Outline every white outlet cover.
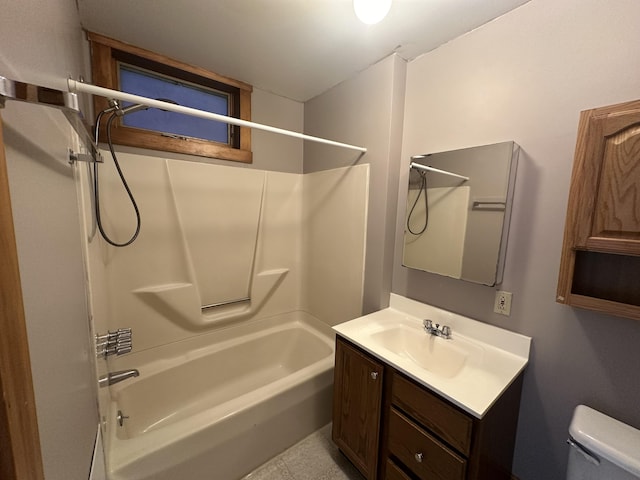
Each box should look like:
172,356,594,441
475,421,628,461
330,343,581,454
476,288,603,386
494,291,512,316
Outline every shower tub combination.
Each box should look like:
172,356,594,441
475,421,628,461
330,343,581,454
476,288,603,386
105,311,335,480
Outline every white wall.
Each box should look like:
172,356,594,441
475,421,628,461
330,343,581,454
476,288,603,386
252,89,304,173
393,1,640,478
79,151,369,344
79,154,305,351
302,165,369,325
305,54,406,315
0,1,98,479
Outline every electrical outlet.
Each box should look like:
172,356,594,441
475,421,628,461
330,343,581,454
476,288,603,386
494,291,512,316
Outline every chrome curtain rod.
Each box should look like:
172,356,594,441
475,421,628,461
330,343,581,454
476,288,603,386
67,79,368,153
409,160,470,181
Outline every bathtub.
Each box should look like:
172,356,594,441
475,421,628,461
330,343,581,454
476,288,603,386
105,311,335,480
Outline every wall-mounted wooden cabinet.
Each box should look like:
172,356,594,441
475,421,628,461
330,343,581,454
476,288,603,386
557,99,640,320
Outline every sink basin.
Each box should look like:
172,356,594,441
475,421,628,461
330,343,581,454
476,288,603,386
369,322,482,378
333,294,531,418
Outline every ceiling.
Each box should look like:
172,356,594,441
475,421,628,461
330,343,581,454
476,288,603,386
77,0,530,102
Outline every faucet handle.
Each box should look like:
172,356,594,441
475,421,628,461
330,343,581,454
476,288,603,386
441,325,451,338
116,345,132,355
96,328,133,358
424,319,433,329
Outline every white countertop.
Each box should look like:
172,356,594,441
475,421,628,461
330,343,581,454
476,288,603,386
333,294,531,418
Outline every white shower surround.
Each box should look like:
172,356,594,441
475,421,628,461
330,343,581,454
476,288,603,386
77,152,369,479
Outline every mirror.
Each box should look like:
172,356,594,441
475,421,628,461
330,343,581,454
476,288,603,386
402,141,519,286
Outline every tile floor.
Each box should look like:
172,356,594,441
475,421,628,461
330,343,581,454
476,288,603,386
243,424,365,480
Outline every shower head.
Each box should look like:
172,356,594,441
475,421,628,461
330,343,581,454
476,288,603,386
116,103,148,116
115,98,179,116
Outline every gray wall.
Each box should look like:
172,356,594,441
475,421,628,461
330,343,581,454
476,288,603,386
392,0,640,479
305,54,406,315
0,0,98,479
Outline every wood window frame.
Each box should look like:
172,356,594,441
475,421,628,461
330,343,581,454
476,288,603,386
87,31,253,163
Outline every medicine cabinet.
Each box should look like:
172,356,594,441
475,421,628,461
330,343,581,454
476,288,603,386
402,142,519,286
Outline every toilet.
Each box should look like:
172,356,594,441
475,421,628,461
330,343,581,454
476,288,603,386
567,405,640,480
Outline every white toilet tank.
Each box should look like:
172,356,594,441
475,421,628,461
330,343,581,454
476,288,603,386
567,405,640,480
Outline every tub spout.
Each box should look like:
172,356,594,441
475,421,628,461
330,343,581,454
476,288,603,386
99,369,139,388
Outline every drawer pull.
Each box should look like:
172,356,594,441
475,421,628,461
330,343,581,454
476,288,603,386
415,452,424,463
371,371,379,380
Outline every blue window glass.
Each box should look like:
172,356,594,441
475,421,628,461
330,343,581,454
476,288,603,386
119,65,230,144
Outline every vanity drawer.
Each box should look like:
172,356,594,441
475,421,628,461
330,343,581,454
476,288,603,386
385,458,412,480
388,408,466,480
391,372,473,456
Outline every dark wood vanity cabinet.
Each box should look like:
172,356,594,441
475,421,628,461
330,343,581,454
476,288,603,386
557,98,640,320
333,337,524,480
332,335,385,479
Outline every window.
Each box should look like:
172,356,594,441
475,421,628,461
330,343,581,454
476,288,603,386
87,32,252,163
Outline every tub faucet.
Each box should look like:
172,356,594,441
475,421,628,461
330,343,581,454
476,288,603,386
98,369,139,388
423,320,452,339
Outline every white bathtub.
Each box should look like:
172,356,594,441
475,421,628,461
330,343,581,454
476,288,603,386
105,311,335,480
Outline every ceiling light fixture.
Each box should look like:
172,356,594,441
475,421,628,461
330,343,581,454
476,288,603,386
353,0,392,25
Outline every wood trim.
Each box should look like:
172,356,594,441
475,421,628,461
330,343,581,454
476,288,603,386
585,236,640,256
590,98,640,136
102,127,253,164
567,294,640,321
556,109,596,303
87,31,253,163
86,31,253,92
239,89,252,152
0,114,45,480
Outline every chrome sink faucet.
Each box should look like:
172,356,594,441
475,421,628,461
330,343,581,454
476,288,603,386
423,319,452,339
98,369,139,388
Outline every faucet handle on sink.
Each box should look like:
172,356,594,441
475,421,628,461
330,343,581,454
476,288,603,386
441,325,452,339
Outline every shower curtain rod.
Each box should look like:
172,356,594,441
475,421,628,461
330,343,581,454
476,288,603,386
410,161,470,181
67,79,368,153
0,75,102,163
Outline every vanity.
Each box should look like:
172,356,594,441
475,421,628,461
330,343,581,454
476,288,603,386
332,295,531,480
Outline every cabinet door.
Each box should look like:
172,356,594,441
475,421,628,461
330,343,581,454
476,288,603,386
569,100,640,253
332,337,384,480
557,98,640,319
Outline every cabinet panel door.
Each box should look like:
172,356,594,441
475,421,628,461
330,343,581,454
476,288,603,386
573,102,640,254
332,338,384,480
557,99,640,320
591,120,640,247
